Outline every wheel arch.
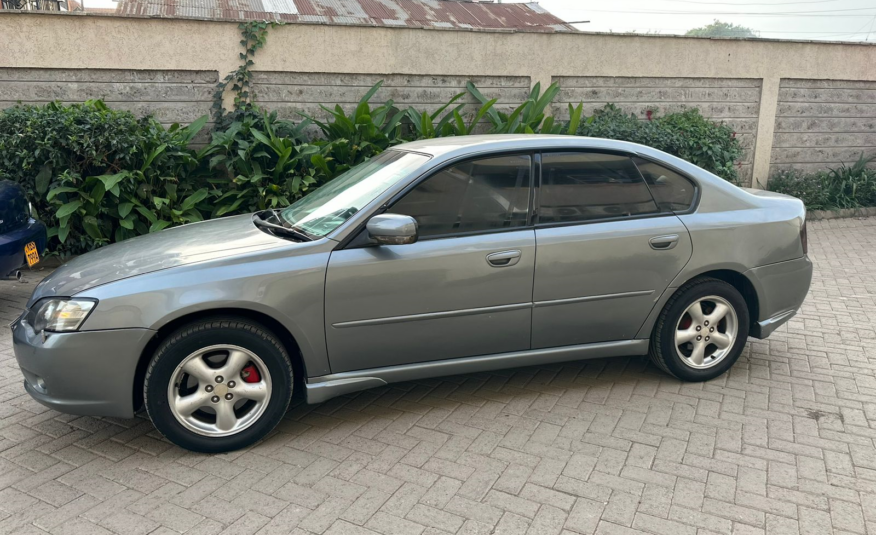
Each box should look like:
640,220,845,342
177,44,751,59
695,269,760,326
637,267,761,339
132,308,307,413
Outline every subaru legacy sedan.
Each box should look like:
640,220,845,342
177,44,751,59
12,135,812,452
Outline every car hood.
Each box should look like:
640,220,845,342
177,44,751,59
30,214,290,302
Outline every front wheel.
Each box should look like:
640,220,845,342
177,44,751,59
649,278,750,381
144,318,293,453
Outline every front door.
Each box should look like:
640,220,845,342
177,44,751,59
325,153,536,373
531,152,693,349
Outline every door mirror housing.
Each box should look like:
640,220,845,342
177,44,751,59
367,214,418,245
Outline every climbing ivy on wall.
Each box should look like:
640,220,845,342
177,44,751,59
212,21,284,126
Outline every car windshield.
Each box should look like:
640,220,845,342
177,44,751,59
280,151,430,237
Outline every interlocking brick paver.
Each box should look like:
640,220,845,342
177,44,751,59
2,217,876,534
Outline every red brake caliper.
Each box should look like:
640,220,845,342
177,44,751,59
679,315,692,330
240,364,261,383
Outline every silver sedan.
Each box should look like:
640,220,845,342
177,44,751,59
11,135,812,452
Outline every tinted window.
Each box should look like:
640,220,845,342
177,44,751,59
633,158,697,212
539,153,659,223
391,154,531,238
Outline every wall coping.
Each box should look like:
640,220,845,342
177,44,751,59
3,10,876,47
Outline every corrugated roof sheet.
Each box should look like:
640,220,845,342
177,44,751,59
113,0,578,32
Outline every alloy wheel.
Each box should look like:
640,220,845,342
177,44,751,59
674,295,738,369
167,345,272,437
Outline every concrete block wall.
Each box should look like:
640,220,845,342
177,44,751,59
252,72,531,121
770,79,876,176
552,76,761,183
0,68,217,127
4,67,876,188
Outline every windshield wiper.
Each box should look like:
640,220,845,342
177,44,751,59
265,209,319,240
252,212,312,242
263,208,287,225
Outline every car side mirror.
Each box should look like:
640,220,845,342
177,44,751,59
366,214,418,246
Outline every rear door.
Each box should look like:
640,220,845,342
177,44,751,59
531,152,693,349
324,153,536,373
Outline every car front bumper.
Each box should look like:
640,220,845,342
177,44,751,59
11,316,155,418
746,255,813,339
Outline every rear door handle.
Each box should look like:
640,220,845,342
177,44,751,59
649,234,679,250
486,250,521,267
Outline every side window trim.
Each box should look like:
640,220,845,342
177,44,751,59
338,148,701,249
533,149,669,228
530,152,542,227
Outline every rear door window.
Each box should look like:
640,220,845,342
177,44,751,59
539,152,660,223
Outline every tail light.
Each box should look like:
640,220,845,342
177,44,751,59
800,219,808,255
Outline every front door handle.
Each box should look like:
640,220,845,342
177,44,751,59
649,234,679,250
486,250,521,267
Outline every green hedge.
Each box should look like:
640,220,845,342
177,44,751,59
577,104,743,184
768,155,876,211
0,101,207,253
0,82,744,257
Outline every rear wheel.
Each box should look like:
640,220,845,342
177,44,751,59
649,278,749,381
144,317,293,453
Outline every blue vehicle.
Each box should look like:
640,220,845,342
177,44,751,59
0,180,46,279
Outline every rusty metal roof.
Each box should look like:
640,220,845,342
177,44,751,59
113,0,577,32
64,0,119,12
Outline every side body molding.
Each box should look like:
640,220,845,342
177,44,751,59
305,339,649,404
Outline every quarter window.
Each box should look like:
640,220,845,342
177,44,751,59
633,158,697,213
539,152,660,223
391,154,532,238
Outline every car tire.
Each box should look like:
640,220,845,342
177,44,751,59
144,317,293,453
649,278,750,382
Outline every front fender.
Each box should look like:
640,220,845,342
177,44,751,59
78,245,334,377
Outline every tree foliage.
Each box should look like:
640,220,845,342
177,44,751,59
686,20,758,38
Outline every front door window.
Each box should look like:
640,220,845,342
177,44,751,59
391,154,532,238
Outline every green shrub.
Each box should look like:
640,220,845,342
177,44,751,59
767,169,831,210
405,92,491,139
0,100,143,208
470,81,576,135
768,154,876,210
0,101,209,256
576,103,652,142
655,108,743,184
195,110,328,218
577,105,743,183
300,81,407,176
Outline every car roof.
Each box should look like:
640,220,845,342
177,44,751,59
390,134,655,159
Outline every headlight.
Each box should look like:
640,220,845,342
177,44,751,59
30,298,97,332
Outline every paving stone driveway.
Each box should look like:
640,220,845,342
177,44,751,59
1,218,875,535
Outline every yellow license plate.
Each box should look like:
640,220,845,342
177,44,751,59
24,242,40,267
